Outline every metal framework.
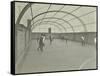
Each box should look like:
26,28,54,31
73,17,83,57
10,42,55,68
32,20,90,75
16,3,96,33
32,21,64,32
31,10,87,31
31,17,75,32
32,21,67,32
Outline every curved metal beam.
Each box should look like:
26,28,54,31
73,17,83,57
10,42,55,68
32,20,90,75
32,21,67,32
32,17,75,32
32,22,64,32
15,3,66,32
38,4,52,26
16,3,86,32
31,10,87,32
16,3,33,24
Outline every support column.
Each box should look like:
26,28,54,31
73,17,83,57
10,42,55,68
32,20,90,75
48,27,52,38
25,19,32,47
48,27,51,34
27,19,31,41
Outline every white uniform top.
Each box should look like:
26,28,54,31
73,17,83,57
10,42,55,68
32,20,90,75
94,37,96,44
81,36,85,40
42,36,45,43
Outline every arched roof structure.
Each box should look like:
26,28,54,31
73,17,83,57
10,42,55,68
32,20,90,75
15,2,97,33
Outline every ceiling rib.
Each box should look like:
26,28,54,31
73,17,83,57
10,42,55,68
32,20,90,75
38,4,52,26
54,6,81,22
32,21,65,32
67,10,96,22
31,10,86,32
46,5,65,24
31,17,75,32
29,3,34,19
32,20,67,32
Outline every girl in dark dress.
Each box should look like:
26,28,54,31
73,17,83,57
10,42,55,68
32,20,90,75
37,34,45,52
